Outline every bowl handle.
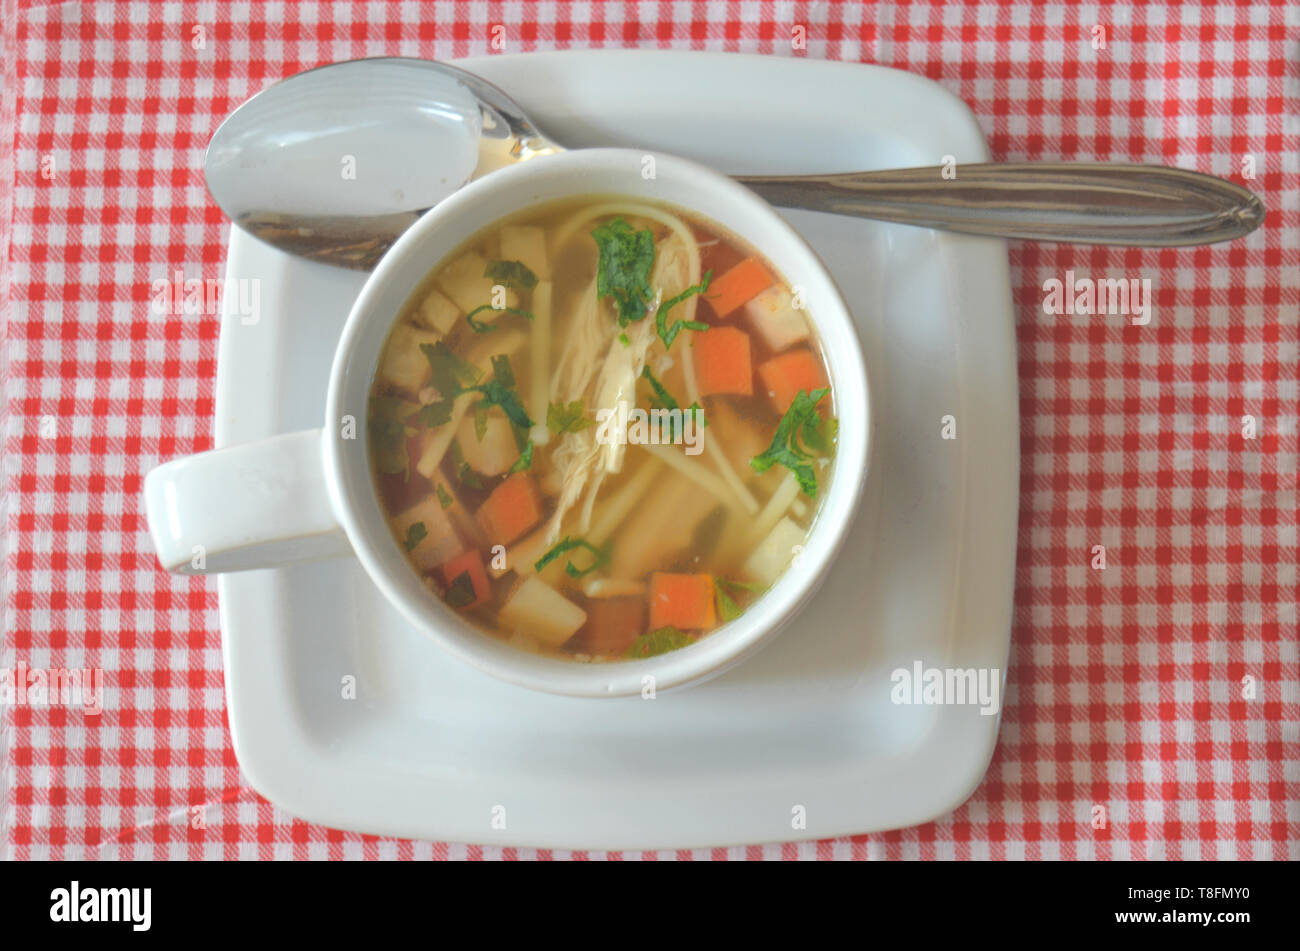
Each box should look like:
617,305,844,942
143,429,351,573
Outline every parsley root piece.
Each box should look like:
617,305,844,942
498,576,587,647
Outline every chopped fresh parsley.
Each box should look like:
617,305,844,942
534,537,607,578
508,439,534,473
547,400,594,435
590,216,712,348
371,396,417,479
420,341,481,399
484,259,538,290
435,483,454,509
424,351,534,437
716,585,742,622
413,398,455,429
444,571,477,608
714,577,766,622
475,355,533,431
624,626,694,659
802,414,838,454
403,521,427,552
413,347,533,486
640,365,679,410
461,261,539,332
448,440,484,489
640,367,704,440
655,271,711,348
412,342,485,429
591,217,656,326
465,303,534,334
749,387,833,498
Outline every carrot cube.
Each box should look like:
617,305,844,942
476,473,544,545
756,348,829,413
438,549,491,611
705,256,775,319
648,572,717,631
692,326,753,397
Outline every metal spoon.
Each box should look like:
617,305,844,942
205,57,1265,270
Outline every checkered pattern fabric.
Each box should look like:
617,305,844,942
2,1,1296,860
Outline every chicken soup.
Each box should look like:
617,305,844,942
368,197,838,661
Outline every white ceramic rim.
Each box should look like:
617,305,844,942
322,148,871,697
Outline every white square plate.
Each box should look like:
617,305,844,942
214,51,1018,849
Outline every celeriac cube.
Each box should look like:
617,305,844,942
414,287,460,335
506,631,543,654
434,250,519,316
455,410,520,477
743,515,806,585
743,285,809,353
378,323,442,393
498,576,588,647
390,495,465,572
499,224,551,279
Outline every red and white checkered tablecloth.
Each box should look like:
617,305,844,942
2,0,1296,861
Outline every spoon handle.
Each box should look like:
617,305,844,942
735,163,1264,246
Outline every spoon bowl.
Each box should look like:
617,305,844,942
205,58,562,268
